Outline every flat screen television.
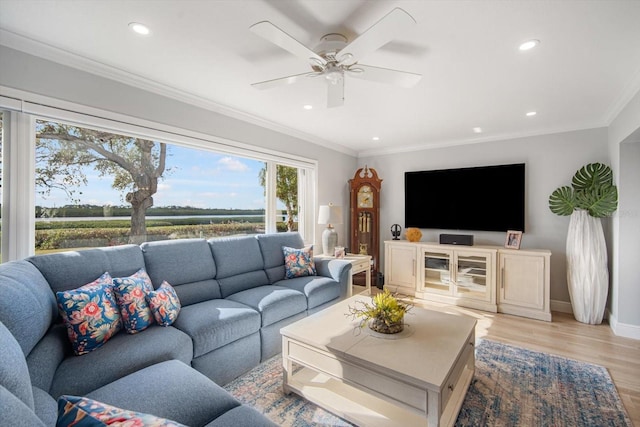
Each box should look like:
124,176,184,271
404,163,525,232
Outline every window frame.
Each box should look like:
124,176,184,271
0,90,318,262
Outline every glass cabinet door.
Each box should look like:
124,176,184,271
454,252,491,301
420,249,454,294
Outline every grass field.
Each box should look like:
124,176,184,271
28,218,294,253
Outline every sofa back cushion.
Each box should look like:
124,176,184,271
256,232,306,283
28,245,145,294
141,239,221,306
208,236,268,298
0,321,35,411
0,260,57,357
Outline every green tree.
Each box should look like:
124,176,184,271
36,121,167,244
258,165,298,231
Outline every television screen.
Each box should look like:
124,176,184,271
404,163,525,232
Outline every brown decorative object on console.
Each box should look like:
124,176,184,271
405,227,422,242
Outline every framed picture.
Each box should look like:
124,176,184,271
504,230,523,249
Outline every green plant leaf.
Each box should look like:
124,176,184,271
571,163,613,192
575,185,618,218
549,186,575,216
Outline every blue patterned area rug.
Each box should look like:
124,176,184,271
223,340,632,426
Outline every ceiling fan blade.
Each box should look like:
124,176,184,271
327,78,345,108
350,64,421,88
250,21,326,67
337,8,416,65
251,72,312,90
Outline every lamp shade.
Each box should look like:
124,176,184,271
318,205,343,225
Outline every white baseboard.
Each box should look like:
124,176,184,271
608,312,640,340
550,299,572,314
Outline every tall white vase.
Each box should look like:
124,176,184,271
566,209,609,324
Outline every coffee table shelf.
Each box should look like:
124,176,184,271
281,296,476,427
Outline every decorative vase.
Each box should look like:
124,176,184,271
566,209,609,324
405,227,422,242
368,317,404,334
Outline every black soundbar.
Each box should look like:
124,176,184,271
439,234,474,246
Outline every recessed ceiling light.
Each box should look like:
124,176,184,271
303,105,313,110
372,136,380,141
473,127,482,133
526,111,537,117
519,39,540,51
129,22,150,35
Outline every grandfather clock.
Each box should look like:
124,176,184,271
349,166,382,286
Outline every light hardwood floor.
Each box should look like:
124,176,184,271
359,286,640,425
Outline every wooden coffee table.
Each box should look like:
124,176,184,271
280,295,476,427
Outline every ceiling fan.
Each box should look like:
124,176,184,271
249,8,422,108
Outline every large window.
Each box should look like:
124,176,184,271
0,104,316,261
32,119,306,253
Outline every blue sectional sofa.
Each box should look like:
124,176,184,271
0,232,352,426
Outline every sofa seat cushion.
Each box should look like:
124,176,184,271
204,405,277,427
173,299,260,358
274,275,341,309
50,324,192,398
86,360,241,427
226,286,307,327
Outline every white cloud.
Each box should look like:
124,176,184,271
218,157,249,172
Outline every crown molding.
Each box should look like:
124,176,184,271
0,29,356,158
356,123,607,158
604,64,640,126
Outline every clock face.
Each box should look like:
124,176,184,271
357,185,374,208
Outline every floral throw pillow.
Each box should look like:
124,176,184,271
56,272,122,356
147,281,181,326
112,268,155,334
57,395,187,427
283,245,316,279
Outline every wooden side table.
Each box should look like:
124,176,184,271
316,253,372,296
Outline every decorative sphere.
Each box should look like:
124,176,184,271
405,227,422,242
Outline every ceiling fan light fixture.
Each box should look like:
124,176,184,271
129,22,150,35
325,70,343,85
519,39,540,51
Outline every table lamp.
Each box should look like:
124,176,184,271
318,204,342,256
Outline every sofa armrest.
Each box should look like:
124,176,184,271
314,258,352,299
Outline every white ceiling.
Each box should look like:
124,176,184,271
1,0,640,157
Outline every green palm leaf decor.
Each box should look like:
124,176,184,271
549,163,618,218
548,186,576,216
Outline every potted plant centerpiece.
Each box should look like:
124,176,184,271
548,162,618,324
347,290,412,334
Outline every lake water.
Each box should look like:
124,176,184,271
35,214,269,222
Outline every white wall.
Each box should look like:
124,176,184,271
360,128,610,305
608,87,640,337
617,142,640,326
0,46,357,249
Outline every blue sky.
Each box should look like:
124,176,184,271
36,144,268,210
